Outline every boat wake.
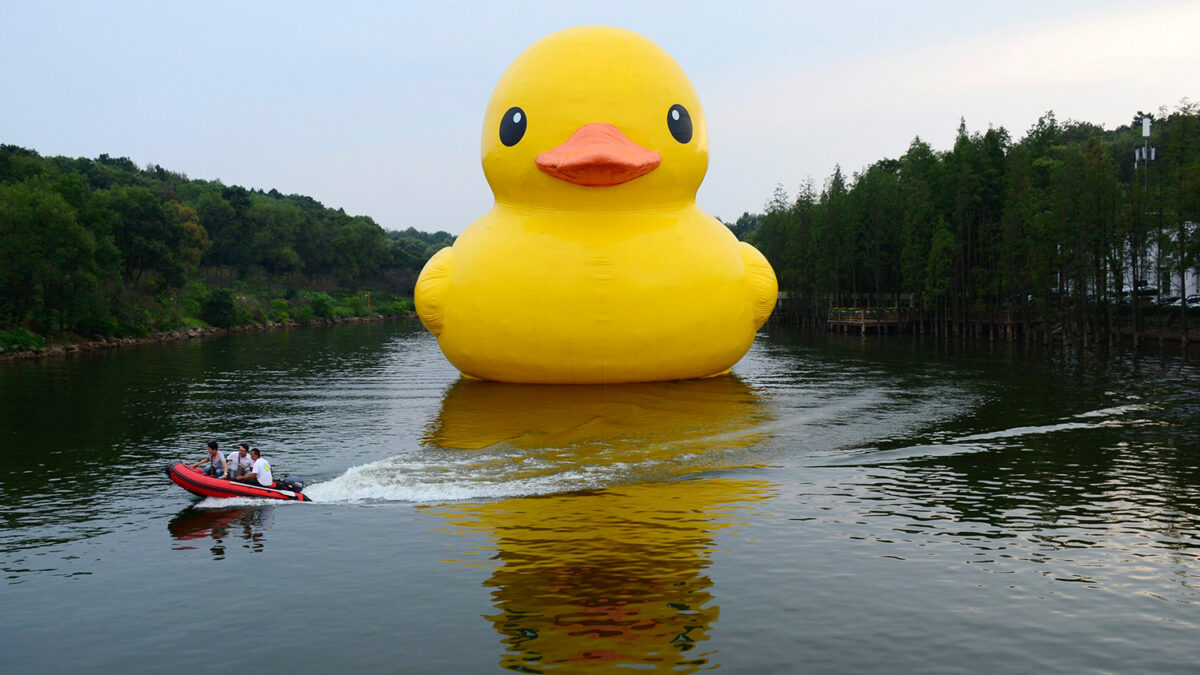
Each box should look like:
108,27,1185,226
838,400,1155,466
302,434,772,504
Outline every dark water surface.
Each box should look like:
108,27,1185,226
2,321,1198,673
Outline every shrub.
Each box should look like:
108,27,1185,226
309,292,335,319
178,281,209,320
0,328,45,352
112,306,152,337
233,293,263,324
390,297,414,315
180,296,202,317
268,299,291,322
341,295,368,316
202,288,237,327
76,313,120,337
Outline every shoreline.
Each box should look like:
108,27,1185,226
8,313,1194,364
0,314,414,364
769,319,1200,349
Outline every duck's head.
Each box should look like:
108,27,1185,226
481,26,708,212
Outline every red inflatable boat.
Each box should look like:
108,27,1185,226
165,462,313,502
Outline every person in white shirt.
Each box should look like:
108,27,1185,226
234,448,273,487
225,443,254,480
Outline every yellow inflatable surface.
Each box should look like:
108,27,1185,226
416,26,777,383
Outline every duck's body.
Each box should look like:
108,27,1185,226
416,26,776,384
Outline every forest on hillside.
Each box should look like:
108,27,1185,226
0,145,452,350
734,102,1200,344
3,102,1197,353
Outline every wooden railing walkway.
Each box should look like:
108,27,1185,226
826,308,913,334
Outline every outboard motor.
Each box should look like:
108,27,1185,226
276,476,305,492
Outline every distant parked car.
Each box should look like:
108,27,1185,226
1133,289,1160,304
1159,295,1182,306
1166,294,1200,310
1121,291,1159,306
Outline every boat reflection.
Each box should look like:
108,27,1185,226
435,479,773,672
425,375,776,671
168,506,274,558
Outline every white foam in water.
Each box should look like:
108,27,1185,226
954,403,1147,443
194,496,284,508
838,401,1147,467
302,449,639,504
1073,403,1150,418
846,442,992,465
954,421,1099,442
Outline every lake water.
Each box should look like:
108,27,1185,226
2,320,1198,673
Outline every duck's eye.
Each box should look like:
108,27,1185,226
667,104,692,144
499,107,527,147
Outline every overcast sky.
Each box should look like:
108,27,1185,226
2,1,1196,234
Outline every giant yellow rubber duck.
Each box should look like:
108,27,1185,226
416,26,777,384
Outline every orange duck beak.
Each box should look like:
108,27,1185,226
535,123,661,187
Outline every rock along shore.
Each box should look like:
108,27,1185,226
0,315,413,363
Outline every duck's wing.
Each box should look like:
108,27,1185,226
415,246,454,336
740,242,778,329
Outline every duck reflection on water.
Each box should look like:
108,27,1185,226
436,479,773,671
424,375,773,461
425,375,776,671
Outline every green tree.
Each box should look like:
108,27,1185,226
0,179,104,332
899,138,940,304
925,218,957,329
100,185,196,292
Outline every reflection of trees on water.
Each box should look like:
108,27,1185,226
436,480,773,672
0,323,414,543
875,423,1198,536
882,439,1200,549
168,506,274,558
850,352,1200,559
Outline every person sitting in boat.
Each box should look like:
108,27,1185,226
191,441,227,478
225,443,254,480
233,448,273,487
